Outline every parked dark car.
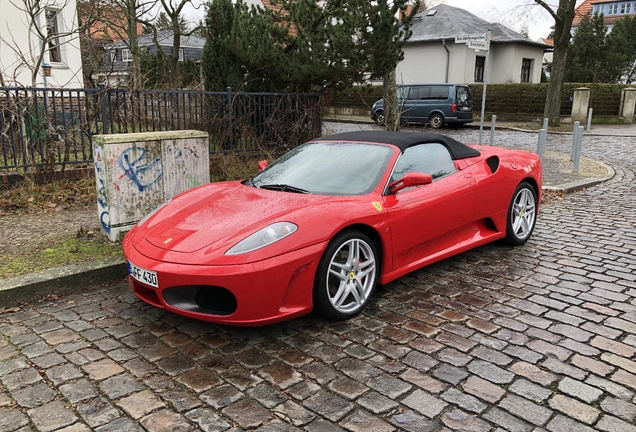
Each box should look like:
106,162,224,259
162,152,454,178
371,84,473,129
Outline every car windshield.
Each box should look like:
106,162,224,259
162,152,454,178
249,142,394,195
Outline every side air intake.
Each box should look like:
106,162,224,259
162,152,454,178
486,156,499,174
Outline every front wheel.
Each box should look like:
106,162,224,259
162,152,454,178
503,182,537,245
313,230,379,320
429,113,444,129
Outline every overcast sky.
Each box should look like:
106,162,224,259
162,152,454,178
188,0,587,41
440,0,586,40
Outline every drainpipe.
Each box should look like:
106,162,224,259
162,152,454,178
442,40,450,83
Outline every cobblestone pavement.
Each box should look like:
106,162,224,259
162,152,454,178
1,128,635,431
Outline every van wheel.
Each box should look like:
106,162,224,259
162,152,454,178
429,113,444,129
374,111,385,126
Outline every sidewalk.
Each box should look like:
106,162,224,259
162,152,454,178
0,119,620,308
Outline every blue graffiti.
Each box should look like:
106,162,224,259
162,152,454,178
97,178,108,208
100,210,110,234
118,147,163,192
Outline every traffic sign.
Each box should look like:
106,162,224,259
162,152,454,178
455,33,488,44
468,40,490,51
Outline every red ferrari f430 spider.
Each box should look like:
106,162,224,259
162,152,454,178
123,131,542,326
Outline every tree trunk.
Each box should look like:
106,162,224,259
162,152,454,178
383,69,400,131
537,0,576,127
545,42,567,126
170,20,181,87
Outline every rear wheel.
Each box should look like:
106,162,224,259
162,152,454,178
429,113,444,129
313,230,379,320
504,181,537,245
374,111,385,126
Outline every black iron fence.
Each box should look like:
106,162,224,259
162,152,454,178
0,87,322,172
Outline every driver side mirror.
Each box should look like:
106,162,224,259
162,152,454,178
257,160,268,171
389,172,433,194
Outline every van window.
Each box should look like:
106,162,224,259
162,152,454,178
407,87,421,100
421,86,449,100
456,86,471,103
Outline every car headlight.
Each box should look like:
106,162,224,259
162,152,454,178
226,222,298,255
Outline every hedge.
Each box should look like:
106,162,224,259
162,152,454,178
325,83,629,117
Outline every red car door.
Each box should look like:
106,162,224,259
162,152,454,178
382,143,477,271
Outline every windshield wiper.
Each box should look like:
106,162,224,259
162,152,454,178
259,184,309,194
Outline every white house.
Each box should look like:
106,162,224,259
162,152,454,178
0,0,84,88
396,5,549,85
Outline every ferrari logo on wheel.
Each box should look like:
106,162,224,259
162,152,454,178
349,271,356,280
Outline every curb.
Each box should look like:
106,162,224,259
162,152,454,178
543,161,616,193
0,257,127,308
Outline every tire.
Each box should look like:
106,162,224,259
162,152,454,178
503,181,537,246
429,113,444,129
374,111,385,126
313,230,379,320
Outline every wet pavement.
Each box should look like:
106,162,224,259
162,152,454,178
1,127,635,431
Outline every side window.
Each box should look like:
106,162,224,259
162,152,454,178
391,143,457,184
428,86,450,99
407,87,420,100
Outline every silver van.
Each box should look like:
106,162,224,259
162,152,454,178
371,84,473,128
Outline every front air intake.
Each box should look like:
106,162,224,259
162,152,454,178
194,286,238,315
163,285,238,316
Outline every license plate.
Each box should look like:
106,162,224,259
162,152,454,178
128,260,159,288
461,106,471,111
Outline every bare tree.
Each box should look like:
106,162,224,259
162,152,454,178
534,0,577,126
2,0,96,87
84,0,158,88
156,0,201,87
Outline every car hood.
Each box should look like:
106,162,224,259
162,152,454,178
140,181,333,254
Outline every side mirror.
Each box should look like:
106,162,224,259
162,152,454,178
257,160,268,171
389,172,433,194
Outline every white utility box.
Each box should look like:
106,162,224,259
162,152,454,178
93,130,210,241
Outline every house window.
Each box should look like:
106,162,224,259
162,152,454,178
171,48,183,61
110,50,116,64
608,3,619,14
121,49,132,61
521,58,533,83
45,9,62,63
474,56,485,82
620,2,632,14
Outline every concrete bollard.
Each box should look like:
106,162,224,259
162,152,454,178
537,128,547,163
571,121,580,161
573,125,584,173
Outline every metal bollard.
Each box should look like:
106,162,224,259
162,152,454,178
571,121,580,161
537,128,547,163
587,108,593,132
490,115,497,146
573,125,584,173
542,117,549,131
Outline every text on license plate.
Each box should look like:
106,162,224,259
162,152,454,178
128,260,158,288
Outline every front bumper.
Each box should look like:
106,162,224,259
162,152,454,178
123,235,326,326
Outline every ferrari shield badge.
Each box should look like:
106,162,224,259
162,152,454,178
372,202,382,212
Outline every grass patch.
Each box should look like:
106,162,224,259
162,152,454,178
0,230,122,279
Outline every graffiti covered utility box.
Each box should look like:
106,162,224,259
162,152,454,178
93,130,210,241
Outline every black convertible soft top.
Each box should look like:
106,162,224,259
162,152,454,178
316,131,481,160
